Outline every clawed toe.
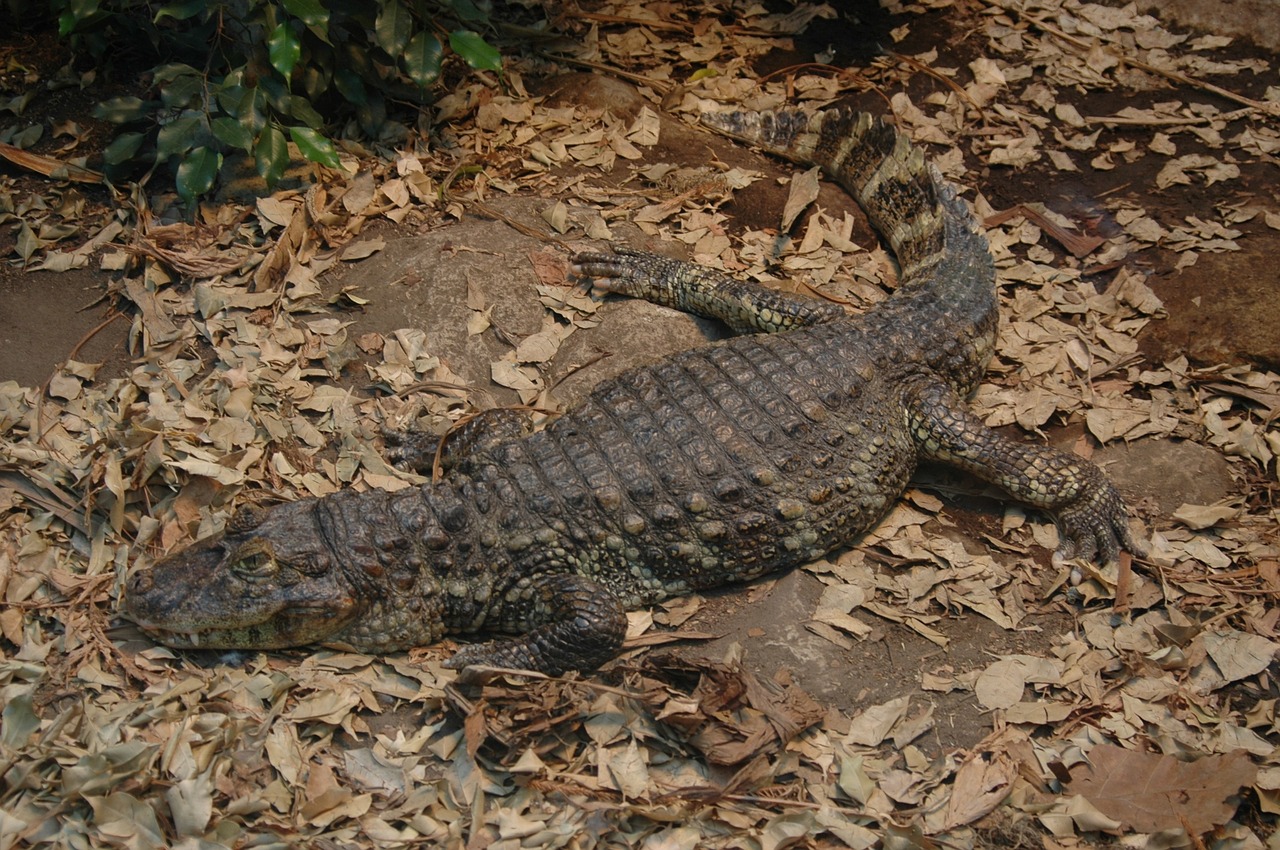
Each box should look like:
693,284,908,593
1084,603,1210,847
380,426,440,474
570,252,627,293
1053,483,1144,566
571,249,661,297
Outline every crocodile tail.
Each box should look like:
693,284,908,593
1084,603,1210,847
700,107,954,284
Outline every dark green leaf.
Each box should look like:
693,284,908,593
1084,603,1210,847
258,75,291,112
447,0,490,24
374,1,411,56
242,87,270,135
289,127,341,169
403,32,443,88
153,0,207,23
354,90,389,138
449,30,502,72
155,114,201,160
153,63,201,85
176,146,222,204
269,22,301,79
332,69,368,106
211,116,253,151
356,103,390,138
301,65,328,101
217,86,268,138
255,126,288,185
159,73,204,109
287,95,325,130
341,40,373,76
93,96,150,124
215,83,247,116
103,132,146,165
281,0,329,29
58,0,100,35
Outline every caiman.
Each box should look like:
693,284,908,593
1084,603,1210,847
124,108,1142,674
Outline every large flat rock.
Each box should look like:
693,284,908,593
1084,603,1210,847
332,198,727,411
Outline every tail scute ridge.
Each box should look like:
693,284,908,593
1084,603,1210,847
701,106,969,281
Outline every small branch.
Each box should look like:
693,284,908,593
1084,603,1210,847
1012,8,1279,117
537,51,673,96
883,50,986,120
1085,107,1257,127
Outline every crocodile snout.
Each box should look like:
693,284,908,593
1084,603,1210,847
126,570,154,596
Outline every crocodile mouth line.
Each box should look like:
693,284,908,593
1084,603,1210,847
131,602,353,650
131,623,208,647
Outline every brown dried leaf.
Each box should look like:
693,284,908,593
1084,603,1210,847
942,750,1016,829
514,330,561,364
1202,630,1279,683
1067,745,1257,834
975,656,1062,710
0,140,103,183
600,740,650,800
342,171,377,215
340,239,385,261
1172,502,1241,530
846,696,909,746
781,166,821,232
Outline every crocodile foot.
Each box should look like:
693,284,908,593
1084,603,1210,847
571,247,682,299
443,573,627,675
1052,468,1146,565
381,426,441,474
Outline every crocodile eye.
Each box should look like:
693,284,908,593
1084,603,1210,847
227,541,279,582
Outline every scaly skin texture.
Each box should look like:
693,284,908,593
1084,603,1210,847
124,108,1142,674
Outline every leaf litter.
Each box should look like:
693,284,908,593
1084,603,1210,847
2,0,1279,848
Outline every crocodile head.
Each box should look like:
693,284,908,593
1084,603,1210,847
124,499,362,650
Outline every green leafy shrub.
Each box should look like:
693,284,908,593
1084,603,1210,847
53,0,504,203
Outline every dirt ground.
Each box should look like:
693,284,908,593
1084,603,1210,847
1,1,1278,848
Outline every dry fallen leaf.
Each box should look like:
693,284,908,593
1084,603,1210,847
2,3,1278,848
1066,745,1258,835
1202,630,1280,683
941,749,1017,830
781,166,822,232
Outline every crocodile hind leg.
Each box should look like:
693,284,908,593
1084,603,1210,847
905,378,1143,563
444,573,628,674
572,247,846,334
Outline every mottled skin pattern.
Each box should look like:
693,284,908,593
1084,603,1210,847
124,108,1141,674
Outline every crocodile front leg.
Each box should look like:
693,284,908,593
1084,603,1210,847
905,378,1143,563
444,572,628,675
384,408,533,475
573,247,846,334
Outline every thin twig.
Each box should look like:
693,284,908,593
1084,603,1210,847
757,61,870,89
36,309,125,448
537,51,673,96
1014,9,1279,117
572,10,791,39
883,49,986,120
1085,106,1258,127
